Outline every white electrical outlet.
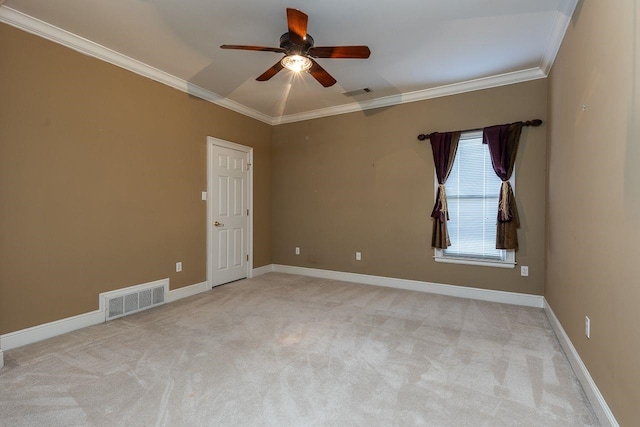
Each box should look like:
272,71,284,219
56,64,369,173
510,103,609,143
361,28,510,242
201,191,207,201
295,247,300,255
585,316,591,339
176,262,182,272
520,266,529,276
355,252,362,261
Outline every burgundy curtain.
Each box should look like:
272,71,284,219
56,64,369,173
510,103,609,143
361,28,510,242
430,131,461,249
482,122,524,250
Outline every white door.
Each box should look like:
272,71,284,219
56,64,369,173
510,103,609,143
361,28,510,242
210,144,249,286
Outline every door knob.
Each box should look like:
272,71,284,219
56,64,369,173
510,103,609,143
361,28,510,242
214,221,224,227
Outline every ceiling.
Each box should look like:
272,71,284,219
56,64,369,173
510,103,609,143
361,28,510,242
1,0,578,124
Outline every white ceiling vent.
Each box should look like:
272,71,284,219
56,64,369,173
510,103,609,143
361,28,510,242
101,279,169,321
342,88,372,97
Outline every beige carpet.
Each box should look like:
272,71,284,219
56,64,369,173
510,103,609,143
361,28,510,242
0,273,598,426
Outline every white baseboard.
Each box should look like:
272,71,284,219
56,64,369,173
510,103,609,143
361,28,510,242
166,281,208,303
271,264,544,308
543,299,619,427
252,264,274,278
0,279,209,355
0,309,105,351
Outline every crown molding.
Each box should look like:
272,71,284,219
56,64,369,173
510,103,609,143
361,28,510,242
0,6,273,124
2,5,560,126
273,67,546,125
540,0,579,75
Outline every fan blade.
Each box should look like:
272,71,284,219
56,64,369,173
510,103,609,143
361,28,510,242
221,45,286,53
286,8,308,45
256,61,285,81
308,59,337,87
308,46,371,59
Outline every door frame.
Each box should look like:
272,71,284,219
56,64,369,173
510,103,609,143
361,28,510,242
206,136,254,290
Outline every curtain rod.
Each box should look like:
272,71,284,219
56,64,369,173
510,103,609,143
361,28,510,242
417,119,543,141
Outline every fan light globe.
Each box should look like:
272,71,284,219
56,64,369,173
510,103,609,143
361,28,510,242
281,55,312,72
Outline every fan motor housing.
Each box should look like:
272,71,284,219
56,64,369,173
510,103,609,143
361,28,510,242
279,33,315,55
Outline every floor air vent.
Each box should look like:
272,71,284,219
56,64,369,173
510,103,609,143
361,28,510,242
101,279,168,321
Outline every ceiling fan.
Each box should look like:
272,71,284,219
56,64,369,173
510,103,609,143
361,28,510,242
220,8,371,87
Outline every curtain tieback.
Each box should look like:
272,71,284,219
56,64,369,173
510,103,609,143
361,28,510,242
438,184,448,216
499,181,511,221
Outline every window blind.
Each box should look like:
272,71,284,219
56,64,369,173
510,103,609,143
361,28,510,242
443,132,505,260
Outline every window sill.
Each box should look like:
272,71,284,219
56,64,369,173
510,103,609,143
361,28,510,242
433,256,515,269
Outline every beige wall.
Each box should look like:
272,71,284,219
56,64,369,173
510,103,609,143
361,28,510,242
0,23,272,334
5,19,549,336
272,80,548,295
547,2,640,425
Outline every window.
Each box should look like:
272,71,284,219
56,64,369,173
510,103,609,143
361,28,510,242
434,131,515,268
